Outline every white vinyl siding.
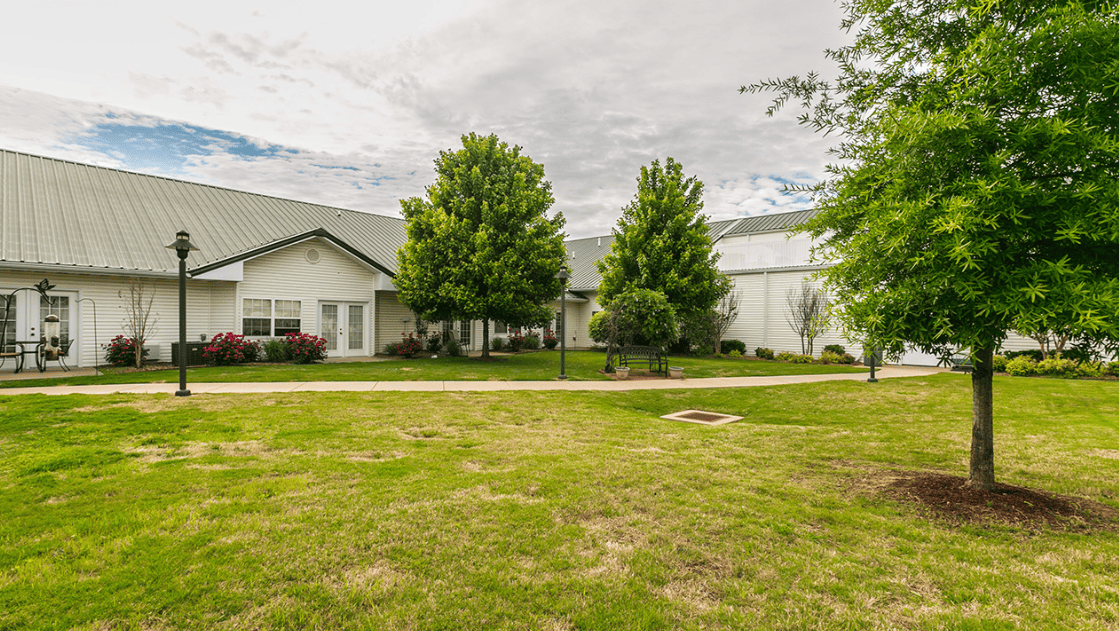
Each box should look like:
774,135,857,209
239,237,376,355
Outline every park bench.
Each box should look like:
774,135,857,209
619,345,667,376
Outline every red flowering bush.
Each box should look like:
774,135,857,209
506,333,525,353
285,332,328,364
542,329,558,350
104,335,148,367
397,332,424,358
203,332,258,366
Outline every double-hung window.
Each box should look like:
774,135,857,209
243,299,301,336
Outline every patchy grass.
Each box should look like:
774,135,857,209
0,351,865,389
1,375,1117,629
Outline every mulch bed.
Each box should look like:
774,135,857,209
880,471,1119,531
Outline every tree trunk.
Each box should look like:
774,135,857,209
968,346,995,491
480,319,490,358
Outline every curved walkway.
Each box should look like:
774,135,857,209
0,365,949,396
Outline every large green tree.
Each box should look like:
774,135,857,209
395,133,567,358
597,158,730,320
744,0,1119,490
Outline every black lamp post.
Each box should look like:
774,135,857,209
166,230,199,397
867,346,879,383
554,265,570,380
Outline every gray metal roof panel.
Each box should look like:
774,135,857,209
0,149,406,275
722,209,820,236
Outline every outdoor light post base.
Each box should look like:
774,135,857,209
557,374,568,380
175,389,191,397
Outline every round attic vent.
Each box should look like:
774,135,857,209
306,248,321,264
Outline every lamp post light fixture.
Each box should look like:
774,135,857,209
166,230,199,397
554,265,571,380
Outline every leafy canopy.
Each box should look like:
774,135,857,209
597,158,730,318
744,0,1119,490
745,0,1119,359
395,133,567,355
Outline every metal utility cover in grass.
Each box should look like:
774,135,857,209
660,410,743,425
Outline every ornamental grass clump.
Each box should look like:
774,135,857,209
285,332,327,364
523,332,540,350
203,332,258,366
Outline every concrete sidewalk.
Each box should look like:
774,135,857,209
0,365,949,396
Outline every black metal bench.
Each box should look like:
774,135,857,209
619,345,667,375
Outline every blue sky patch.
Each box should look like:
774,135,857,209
68,120,286,174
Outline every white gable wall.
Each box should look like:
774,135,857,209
237,237,378,355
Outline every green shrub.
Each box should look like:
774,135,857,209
1077,362,1103,378
491,337,504,352
1005,349,1044,362
506,334,524,353
775,351,796,362
523,333,540,350
728,349,743,358
819,350,842,364
992,355,1009,373
1033,357,1082,378
1005,356,1037,376
823,344,845,355
720,339,746,355
1107,361,1119,377
104,335,148,367
588,311,610,346
839,353,856,365
445,337,462,357
543,329,558,350
384,342,401,356
793,353,814,364
755,347,774,360
695,345,713,356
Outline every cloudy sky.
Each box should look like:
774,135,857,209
0,0,849,238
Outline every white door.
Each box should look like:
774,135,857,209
0,289,79,365
320,302,368,357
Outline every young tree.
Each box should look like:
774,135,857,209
589,288,678,372
785,283,829,356
745,0,1119,490
395,133,567,358
710,291,741,355
597,158,730,320
119,278,157,368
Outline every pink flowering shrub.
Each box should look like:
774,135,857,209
542,329,558,350
397,332,424,358
104,335,148,367
285,332,328,364
204,332,259,366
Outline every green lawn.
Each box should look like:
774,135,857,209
2,375,1117,630
0,350,865,389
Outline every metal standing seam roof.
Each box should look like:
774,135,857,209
720,208,819,236
2,148,820,286
0,149,407,276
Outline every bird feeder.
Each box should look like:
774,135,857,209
43,314,61,359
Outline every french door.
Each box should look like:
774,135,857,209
0,289,79,363
319,302,368,357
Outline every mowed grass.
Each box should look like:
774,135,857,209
2,374,1117,630
0,350,865,389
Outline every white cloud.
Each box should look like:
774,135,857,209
0,0,851,238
